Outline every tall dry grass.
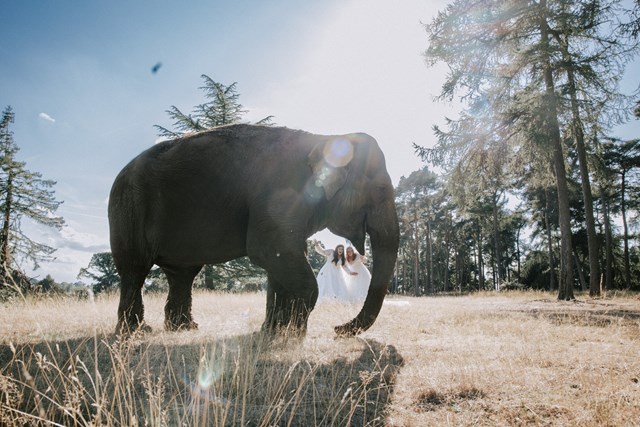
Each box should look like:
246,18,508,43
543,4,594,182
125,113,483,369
1,290,639,426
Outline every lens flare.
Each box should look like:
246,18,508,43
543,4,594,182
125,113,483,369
304,138,354,203
323,138,353,167
197,354,223,390
304,178,323,203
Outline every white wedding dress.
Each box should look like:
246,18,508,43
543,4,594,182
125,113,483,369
346,254,371,304
315,246,352,302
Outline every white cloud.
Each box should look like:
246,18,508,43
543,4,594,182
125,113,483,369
22,219,109,283
57,225,109,253
38,112,56,123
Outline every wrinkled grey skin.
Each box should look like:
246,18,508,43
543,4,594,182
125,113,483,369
109,124,399,336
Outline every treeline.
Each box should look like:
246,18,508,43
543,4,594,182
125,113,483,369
391,156,638,295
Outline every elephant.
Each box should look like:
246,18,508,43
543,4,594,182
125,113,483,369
108,124,399,336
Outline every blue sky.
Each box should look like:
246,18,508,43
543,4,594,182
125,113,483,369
1,1,638,283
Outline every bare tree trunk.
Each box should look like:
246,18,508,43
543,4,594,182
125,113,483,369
573,250,587,292
557,36,600,296
492,190,502,291
544,188,556,292
603,196,613,291
456,249,462,292
413,223,420,296
540,0,574,300
516,225,521,280
443,216,451,292
0,172,14,281
426,221,433,294
472,240,478,289
402,250,407,294
477,223,485,291
621,170,632,289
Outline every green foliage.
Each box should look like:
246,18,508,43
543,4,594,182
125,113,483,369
395,166,454,294
154,74,274,138
197,257,266,292
307,240,325,274
77,252,120,295
520,250,555,290
144,266,168,293
35,274,56,293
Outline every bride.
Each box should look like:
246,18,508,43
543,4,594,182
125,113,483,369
313,240,356,301
345,246,371,304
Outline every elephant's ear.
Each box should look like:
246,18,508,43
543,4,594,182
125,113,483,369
308,140,350,200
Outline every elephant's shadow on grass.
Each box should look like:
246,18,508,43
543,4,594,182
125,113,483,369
0,331,404,426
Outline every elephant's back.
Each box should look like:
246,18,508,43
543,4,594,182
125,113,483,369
147,125,322,197
109,124,317,209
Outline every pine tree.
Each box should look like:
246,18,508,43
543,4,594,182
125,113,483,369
154,75,273,138
0,106,64,283
77,252,120,294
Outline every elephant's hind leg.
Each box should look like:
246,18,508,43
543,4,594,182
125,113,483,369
116,263,152,334
163,265,202,331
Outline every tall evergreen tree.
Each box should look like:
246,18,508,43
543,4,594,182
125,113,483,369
155,75,273,138
599,138,640,289
550,0,638,296
538,0,576,300
0,106,64,282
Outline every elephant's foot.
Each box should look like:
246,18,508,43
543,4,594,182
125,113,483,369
261,321,306,338
116,319,152,336
164,316,198,332
334,324,356,337
261,310,308,338
164,302,198,331
334,319,362,337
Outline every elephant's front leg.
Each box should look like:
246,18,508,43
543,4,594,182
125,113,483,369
259,254,318,336
162,265,202,331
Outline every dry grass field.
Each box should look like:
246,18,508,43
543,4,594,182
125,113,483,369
1,290,639,426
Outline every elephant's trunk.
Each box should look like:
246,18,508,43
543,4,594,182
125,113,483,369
335,201,399,336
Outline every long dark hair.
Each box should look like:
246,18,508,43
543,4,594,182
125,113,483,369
332,245,345,266
346,246,359,262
